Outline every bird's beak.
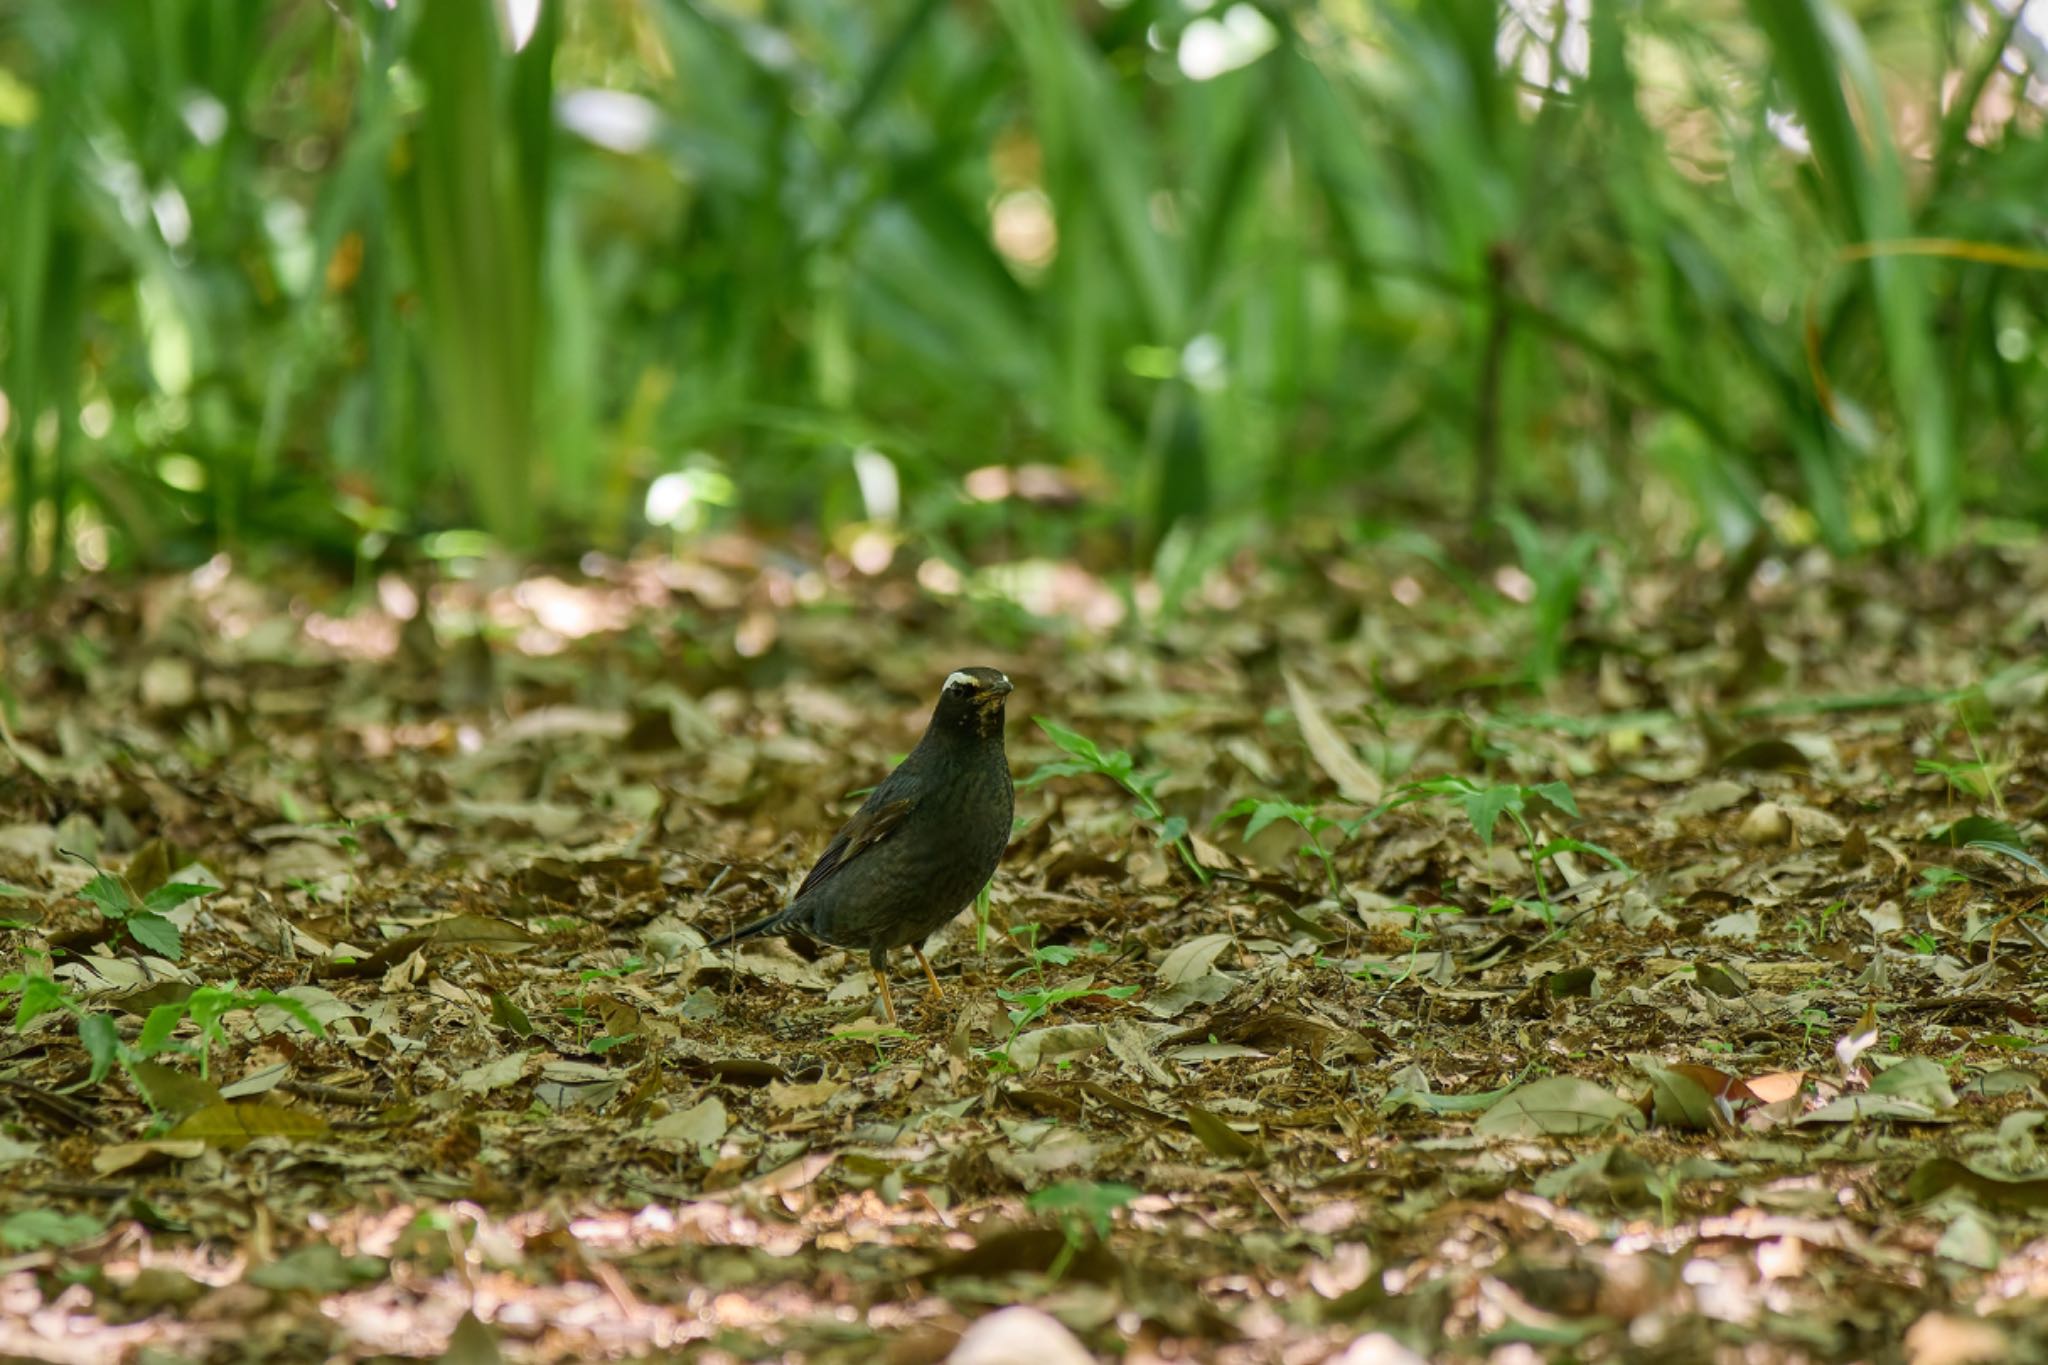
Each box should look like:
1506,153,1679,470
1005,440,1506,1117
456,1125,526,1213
988,676,1014,697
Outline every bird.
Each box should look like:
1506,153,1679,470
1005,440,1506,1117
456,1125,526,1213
702,666,1015,1025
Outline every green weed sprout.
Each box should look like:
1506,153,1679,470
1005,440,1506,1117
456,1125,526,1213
1023,718,1207,883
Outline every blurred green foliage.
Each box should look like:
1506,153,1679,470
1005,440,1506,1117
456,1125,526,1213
0,0,2044,587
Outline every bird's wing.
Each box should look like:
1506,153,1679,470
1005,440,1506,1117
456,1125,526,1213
792,784,919,901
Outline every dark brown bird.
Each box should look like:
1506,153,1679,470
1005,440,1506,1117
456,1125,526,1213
703,667,1015,1023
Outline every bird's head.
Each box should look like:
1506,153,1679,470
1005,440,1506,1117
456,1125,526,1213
933,666,1013,737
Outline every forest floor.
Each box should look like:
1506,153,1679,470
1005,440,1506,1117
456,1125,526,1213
4,536,2048,1363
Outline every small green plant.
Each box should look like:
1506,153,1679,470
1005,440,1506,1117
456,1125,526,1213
1023,719,1207,883
133,984,324,1081
1902,931,1940,955
1918,693,2012,819
1369,777,1629,927
1790,898,1848,946
996,978,1136,1036
1916,756,2000,804
71,857,218,963
982,929,1136,1063
1968,840,2048,879
1798,1006,1831,1051
1499,511,1604,689
1908,868,1969,901
3,958,323,1093
1395,902,1461,973
1027,1180,1140,1280
973,877,996,956
0,1208,108,1252
1006,922,1089,985
1216,798,1344,895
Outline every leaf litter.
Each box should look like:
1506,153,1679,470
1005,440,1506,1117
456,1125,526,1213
3,543,2048,1360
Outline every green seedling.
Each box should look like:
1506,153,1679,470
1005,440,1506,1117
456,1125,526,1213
1006,922,1090,986
133,984,324,1082
1968,840,2048,880
974,881,995,955
4,957,322,1094
0,1209,108,1253
1027,1180,1140,1280
1216,798,1343,894
1798,1007,1831,1052
1367,776,1629,928
1397,901,1461,970
576,957,646,984
1789,899,1848,954
1500,511,1604,689
1916,756,2001,804
1918,693,2012,820
1023,718,1207,883
67,853,217,963
1909,867,1970,900
996,978,1137,1036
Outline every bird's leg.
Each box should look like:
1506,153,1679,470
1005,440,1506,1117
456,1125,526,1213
912,945,943,1001
872,968,899,1026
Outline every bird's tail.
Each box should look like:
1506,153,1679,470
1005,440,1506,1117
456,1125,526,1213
702,905,799,952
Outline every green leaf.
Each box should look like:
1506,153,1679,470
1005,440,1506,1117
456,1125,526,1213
1536,837,1634,876
1018,758,1102,789
137,1002,189,1059
1931,816,2022,849
1527,781,1580,818
1034,717,1105,767
1380,1073,1527,1115
0,1208,107,1251
1409,775,1480,798
1968,841,2048,879
128,1060,224,1118
1475,1076,1646,1138
79,873,135,920
142,882,218,913
9,974,71,1028
1184,1105,1266,1165
166,1101,332,1148
490,990,534,1037
1027,1180,1141,1239
126,912,183,961
1459,785,1522,848
77,1013,121,1083
1239,801,1304,842
1632,1058,1726,1133
251,992,325,1037
245,1243,388,1292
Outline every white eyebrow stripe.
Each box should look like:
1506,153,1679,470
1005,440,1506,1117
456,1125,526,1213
945,670,979,689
